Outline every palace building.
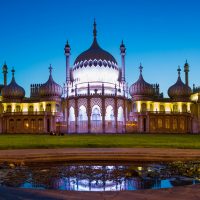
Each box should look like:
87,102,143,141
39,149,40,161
1,21,200,134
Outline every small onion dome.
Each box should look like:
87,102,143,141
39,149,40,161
129,64,154,100
39,65,62,100
1,68,25,102
168,66,191,101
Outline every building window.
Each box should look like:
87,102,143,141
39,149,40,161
150,104,153,112
182,104,187,113
56,104,60,112
46,104,51,112
160,105,165,112
16,119,21,130
150,118,156,131
7,105,12,112
24,119,29,130
180,118,185,130
9,119,14,132
173,118,177,130
165,118,170,129
173,104,178,112
31,119,36,130
92,108,101,121
28,106,34,112
38,119,43,131
133,103,137,112
16,105,21,112
158,118,163,128
141,103,147,112
40,104,44,111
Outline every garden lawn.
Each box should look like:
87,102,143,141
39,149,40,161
0,134,200,149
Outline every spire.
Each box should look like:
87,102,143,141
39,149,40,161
177,66,181,77
11,67,15,79
3,62,8,86
139,63,143,75
49,64,52,76
93,18,97,38
64,40,70,55
184,59,189,86
120,40,126,54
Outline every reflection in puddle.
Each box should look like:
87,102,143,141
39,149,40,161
0,162,200,191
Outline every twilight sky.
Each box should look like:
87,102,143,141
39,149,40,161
0,0,200,97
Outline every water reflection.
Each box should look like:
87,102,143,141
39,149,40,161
0,162,199,191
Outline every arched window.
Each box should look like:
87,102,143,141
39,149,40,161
7,105,12,112
117,106,124,122
180,118,185,130
141,103,147,112
24,119,29,130
91,105,101,121
31,119,36,130
105,105,114,121
78,105,87,121
150,118,156,131
16,119,21,130
69,107,75,122
38,118,43,131
150,104,153,112
165,118,170,129
56,104,60,112
28,105,34,112
133,103,137,112
173,118,177,130
182,104,187,113
160,105,165,112
46,104,51,112
9,119,14,131
16,105,21,112
158,118,163,128
40,104,44,111
173,104,178,112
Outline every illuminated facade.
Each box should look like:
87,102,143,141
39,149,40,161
1,21,200,134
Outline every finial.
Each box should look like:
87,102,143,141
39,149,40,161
177,65,181,77
11,67,15,78
93,18,97,38
186,59,188,64
139,63,143,74
49,64,53,75
66,40,70,47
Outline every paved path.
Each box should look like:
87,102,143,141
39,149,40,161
1,184,200,200
0,148,200,162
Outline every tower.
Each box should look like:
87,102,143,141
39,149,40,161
2,62,8,86
184,60,189,86
120,40,126,82
64,40,71,82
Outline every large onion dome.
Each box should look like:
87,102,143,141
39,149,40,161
168,66,191,101
72,20,119,84
129,64,154,100
39,65,62,100
1,68,25,102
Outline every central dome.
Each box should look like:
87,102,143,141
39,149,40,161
72,21,119,84
74,38,117,65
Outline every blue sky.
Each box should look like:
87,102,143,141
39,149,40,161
0,0,200,97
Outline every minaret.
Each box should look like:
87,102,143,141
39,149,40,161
64,40,71,82
184,60,189,86
2,62,8,86
120,40,126,82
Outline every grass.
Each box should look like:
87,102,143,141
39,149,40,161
0,134,200,149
